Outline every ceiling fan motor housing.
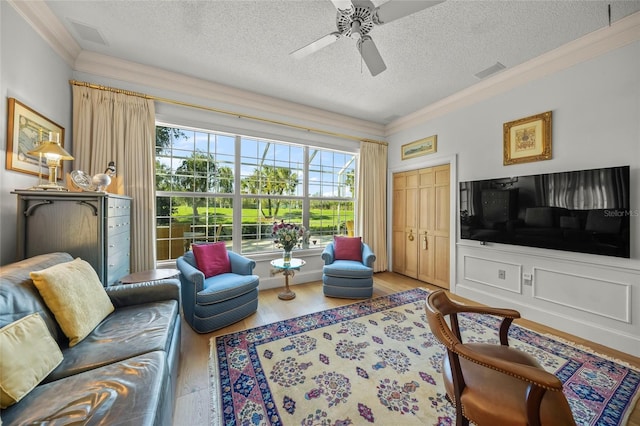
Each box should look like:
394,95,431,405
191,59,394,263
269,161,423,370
336,5,374,37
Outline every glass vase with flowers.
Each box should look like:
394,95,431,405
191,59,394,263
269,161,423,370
271,220,306,265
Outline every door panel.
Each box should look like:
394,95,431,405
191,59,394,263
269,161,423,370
393,166,448,286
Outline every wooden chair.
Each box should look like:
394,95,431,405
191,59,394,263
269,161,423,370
425,290,576,426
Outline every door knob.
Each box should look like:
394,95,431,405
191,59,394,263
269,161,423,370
408,230,414,241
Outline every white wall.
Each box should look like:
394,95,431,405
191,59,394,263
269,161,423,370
387,40,640,355
0,2,73,266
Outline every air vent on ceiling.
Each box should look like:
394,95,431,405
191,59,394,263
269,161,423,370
69,20,107,46
474,62,506,80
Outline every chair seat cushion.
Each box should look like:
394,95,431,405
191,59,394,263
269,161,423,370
323,260,373,278
197,273,259,305
443,343,575,426
323,275,373,288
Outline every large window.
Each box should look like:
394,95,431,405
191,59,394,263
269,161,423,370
155,125,356,260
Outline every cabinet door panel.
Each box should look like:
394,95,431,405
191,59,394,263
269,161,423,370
392,230,405,273
433,235,450,287
15,192,131,287
24,199,100,271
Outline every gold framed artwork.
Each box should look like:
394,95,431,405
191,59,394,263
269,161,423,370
503,111,552,165
401,135,437,160
6,97,65,178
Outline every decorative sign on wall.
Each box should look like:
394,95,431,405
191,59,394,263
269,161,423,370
6,98,66,178
503,111,552,165
401,134,437,160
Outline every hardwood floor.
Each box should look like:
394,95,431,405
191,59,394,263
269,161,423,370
172,272,640,426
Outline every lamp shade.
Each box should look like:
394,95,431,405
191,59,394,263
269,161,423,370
27,142,74,160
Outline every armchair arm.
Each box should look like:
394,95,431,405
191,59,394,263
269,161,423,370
321,242,335,265
228,251,256,275
106,279,181,309
362,243,376,267
455,343,564,391
459,304,521,319
431,291,520,320
176,256,205,293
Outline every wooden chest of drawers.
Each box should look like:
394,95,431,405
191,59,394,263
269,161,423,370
13,191,132,286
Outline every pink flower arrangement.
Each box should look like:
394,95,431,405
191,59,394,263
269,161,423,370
271,220,306,252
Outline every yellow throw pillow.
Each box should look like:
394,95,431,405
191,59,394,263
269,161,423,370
30,258,114,347
0,313,63,408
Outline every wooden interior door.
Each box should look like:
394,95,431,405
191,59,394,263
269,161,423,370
432,164,450,288
417,164,450,288
404,172,419,278
418,168,435,283
392,171,418,278
393,166,448,286
392,173,407,274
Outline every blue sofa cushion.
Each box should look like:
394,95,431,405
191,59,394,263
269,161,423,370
197,273,259,305
323,260,373,278
2,351,168,426
46,300,178,382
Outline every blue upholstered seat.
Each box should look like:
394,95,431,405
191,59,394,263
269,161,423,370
177,250,259,333
321,242,375,299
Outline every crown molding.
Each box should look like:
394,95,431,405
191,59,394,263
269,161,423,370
385,11,640,136
8,0,80,66
73,51,385,139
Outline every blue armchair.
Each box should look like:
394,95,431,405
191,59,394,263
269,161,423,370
176,250,259,333
321,241,376,299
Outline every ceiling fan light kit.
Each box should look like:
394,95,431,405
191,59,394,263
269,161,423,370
291,0,444,76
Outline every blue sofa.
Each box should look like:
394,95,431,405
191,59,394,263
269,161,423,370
321,241,376,299
176,250,259,333
0,252,181,425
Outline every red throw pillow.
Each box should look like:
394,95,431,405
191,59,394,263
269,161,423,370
334,236,362,261
192,242,231,278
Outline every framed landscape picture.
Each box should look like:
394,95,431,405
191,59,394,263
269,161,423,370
503,111,552,165
5,97,65,178
401,134,437,160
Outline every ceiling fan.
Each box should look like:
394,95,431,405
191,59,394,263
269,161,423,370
290,0,444,76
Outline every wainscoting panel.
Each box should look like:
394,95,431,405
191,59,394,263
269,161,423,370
463,255,522,294
533,268,631,323
455,243,640,355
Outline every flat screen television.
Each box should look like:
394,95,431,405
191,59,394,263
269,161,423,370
459,165,630,258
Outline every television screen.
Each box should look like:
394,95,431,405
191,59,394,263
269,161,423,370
459,165,630,258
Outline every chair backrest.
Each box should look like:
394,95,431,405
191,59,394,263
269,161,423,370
181,250,198,269
425,290,464,349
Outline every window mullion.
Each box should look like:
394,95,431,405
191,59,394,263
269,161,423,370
232,135,242,253
302,146,310,231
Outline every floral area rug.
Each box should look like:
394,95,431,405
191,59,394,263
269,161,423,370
209,288,640,425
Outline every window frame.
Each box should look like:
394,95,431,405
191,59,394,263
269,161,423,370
155,123,358,260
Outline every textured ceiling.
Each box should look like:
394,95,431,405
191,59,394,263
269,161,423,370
45,0,640,124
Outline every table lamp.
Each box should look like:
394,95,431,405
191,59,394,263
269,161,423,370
27,132,74,190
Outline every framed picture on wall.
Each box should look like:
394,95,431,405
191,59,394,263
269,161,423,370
5,97,65,178
401,134,437,160
503,111,552,165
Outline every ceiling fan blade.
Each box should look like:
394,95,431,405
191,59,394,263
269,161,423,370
330,0,354,13
290,32,341,59
357,36,387,76
374,0,444,24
